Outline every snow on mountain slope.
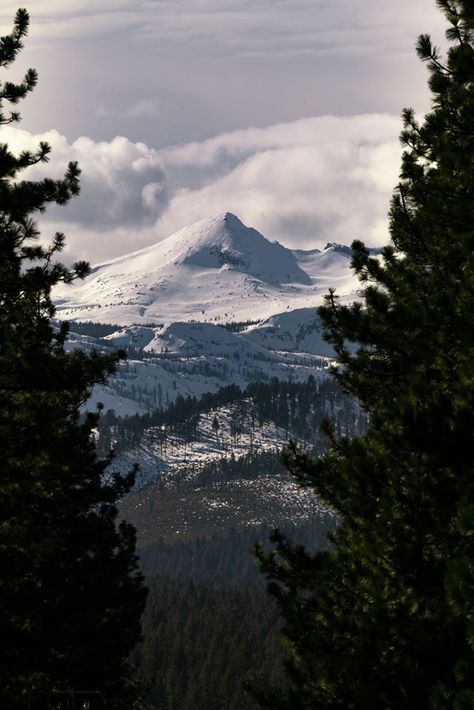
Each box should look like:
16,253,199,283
61,315,330,416
102,316,331,359
177,212,310,284
292,243,357,295
242,307,335,357
105,320,268,358
54,213,359,325
56,213,376,415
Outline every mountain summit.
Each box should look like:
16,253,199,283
176,212,310,285
55,213,360,325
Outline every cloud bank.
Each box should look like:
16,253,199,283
4,114,403,263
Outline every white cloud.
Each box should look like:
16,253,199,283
2,127,166,226
0,0,445,154
1,126,167,260
142,181,166,210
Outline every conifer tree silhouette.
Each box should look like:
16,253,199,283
0,10,147,708
257,2,474,707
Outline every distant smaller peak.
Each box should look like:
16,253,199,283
324,242,384,256
324,242,352,257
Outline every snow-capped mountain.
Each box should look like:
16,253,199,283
101,312,336,358
54,213,360,326
54,212,378,416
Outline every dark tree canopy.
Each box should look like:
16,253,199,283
0,9,147,708
257,1,474,708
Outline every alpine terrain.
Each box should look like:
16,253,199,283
53,213,369,707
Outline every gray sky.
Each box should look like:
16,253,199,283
0,0,446,261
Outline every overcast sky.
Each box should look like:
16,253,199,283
0,0,445,262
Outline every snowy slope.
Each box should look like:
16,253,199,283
242,307,335,357
54,213,359,325
55,213,377,415
293,243,358,295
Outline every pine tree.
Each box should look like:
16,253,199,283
256,1,474,707
0,10,147,708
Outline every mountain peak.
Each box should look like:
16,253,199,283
222,211,240,223
171,213,311,286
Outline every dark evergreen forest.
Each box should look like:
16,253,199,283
137,520,335,709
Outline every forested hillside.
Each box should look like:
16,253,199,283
139,579,283,710
119,404,338,709
99,375,365,459
112,375,359,706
